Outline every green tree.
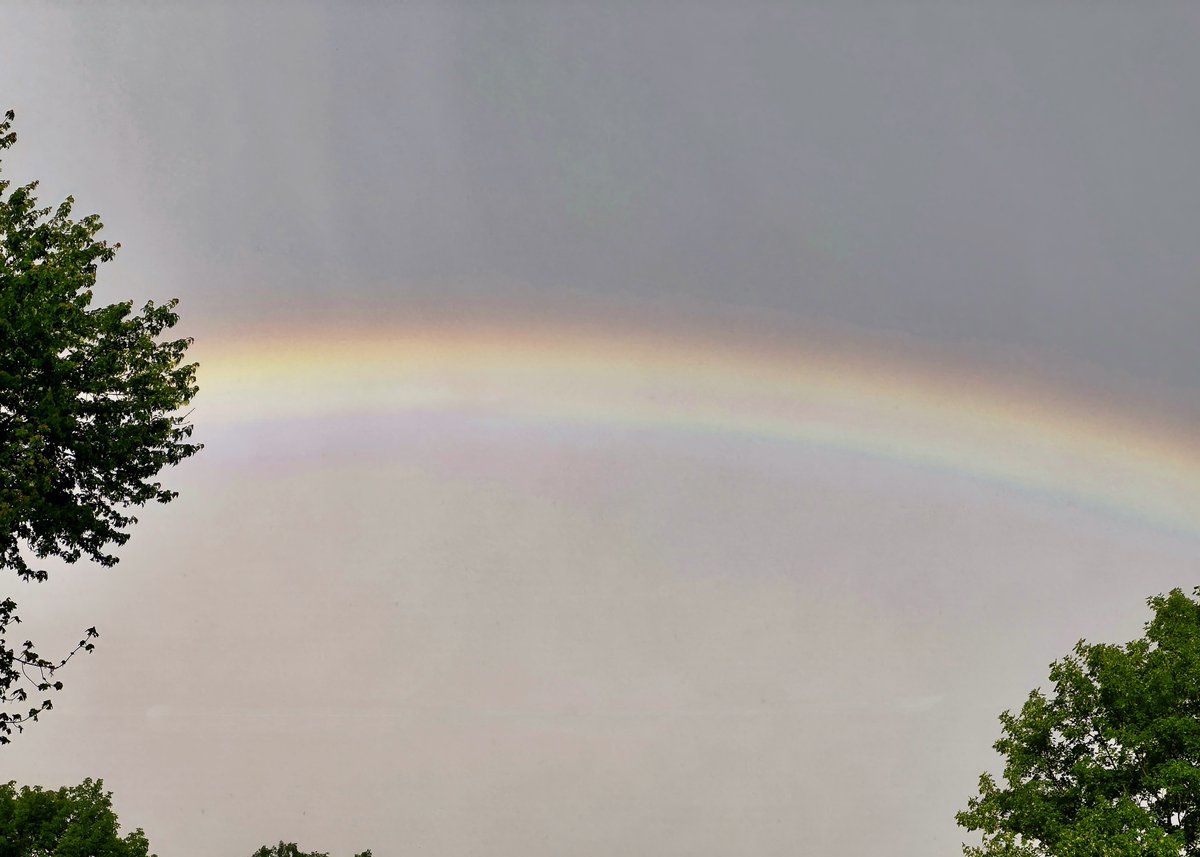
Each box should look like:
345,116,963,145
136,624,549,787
958,587,1200,857
0,109,200,741
250,843,372,857
0,777,153,857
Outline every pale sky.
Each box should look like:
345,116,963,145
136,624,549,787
2,5,1200,856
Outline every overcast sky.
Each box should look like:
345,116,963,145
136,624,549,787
3,5,1200,857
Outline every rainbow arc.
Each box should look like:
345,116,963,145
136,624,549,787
196,320,1200,538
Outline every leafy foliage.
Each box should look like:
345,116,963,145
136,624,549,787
0,777,153,857
0,109,200,741
958,588,1200,857
251,842,372,857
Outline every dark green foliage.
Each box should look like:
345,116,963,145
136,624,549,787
0,109,200,741
958,588,1200,857
0,778,153,857
251,842,372,857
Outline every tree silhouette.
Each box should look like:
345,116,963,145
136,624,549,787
959,588,1200,856
0,778,153,857
0,109,200,741
251,842,373,857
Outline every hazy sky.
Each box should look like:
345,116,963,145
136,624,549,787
3,5,1200,856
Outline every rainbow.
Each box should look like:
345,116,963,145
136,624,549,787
195,316,1200,539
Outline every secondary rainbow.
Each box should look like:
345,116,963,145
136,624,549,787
195,317,1200,539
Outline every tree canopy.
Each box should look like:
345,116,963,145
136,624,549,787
251,842,372,857
0,109,200,740
0,778,152,857
958,587,1200,857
